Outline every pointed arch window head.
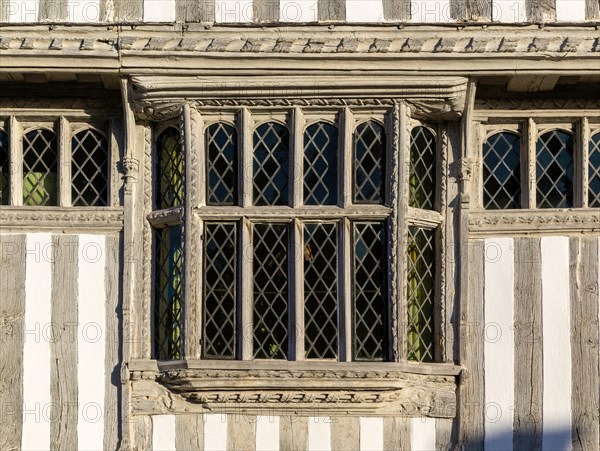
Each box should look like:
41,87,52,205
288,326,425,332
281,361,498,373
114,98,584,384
409,126,436,210
23,129,58,206
0,130,8,205
71,129,109,207
483,131,521,210
304,122,338,206
354,121,386,204
206,122,237,206
155,127,183,210
536,130,574,209
253,122,290,206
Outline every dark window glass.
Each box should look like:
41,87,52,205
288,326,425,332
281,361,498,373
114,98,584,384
353,222,386,361
71,129,109,206
203,223,237,359
154,225,183,360
304,223,338,359
253,123,289,206
206,123,237,206
483,132,521,210
354,121,385,204
23,129,57,206
155,127,183,210
407,227,435,363
410,127,436,210
253,223,289,359
536,130,574,209
304,123,338,205
0,131,9,205
589,133,600,208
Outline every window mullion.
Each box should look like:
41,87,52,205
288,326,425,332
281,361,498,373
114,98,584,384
291,107,304,208
291,218,304,361
524,118,537,209
578,117,590,208
341,217,352,362
59,116,72,207
241,217,254,360
240,108,253,208
10,117,23,206
341,107,354,208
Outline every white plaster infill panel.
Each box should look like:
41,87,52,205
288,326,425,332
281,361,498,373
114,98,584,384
411,417,436,451
7,0,39,23
215,0,253,22
308,417,332,451
359,417,383,451
256,415,279,451
152,415,176,451
410,0,452,23
143,0,176,22
204,414,228,451
492,0,526,22
483,237,515,451
21,233,53,451
280,0,318,22
346,0,384,22
77,235,107,451
556,0,586,21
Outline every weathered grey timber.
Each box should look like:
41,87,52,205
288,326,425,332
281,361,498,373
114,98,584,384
570,237,600,451
383,417,411,451
176,0,215,22
586,0,600,18
513,237,543,451
0,235,26,451
436,418,456,450
254,0,280,21
318,0,346,20
104,234,121,451
330,417,359,450
175,414,204,450
227,414,257,451
468,0,491,20
527,0,556,21
100,0,143,21
382,0,410,20
38,0,68,21
280,416,308,451
50,235,79,450
134,415,153,450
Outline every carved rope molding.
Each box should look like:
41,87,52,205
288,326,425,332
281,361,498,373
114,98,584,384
0,207,124,230
128,366,458,417
469,209,600,236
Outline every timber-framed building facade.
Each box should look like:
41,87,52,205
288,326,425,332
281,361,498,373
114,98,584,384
0,1,599,450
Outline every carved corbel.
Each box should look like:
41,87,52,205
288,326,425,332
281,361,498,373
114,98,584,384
122,156,140,194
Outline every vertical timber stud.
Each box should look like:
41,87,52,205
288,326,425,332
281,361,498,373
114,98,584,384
291,108,304,361
38,0,68,21
59,116,72,207
182,104,202,359
120,77,141,450
382,0,411,20
458,79,485,451
176,0,215,22
9,116,23,206
586,0,600,18
524,118,537,209
254,0,280,21
341,107,353,361
291,107,304,209
579,118,590,208
318,0,346,20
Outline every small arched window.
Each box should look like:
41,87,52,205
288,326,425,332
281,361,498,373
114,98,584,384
354,121,385,204
0,130,9,205
155,127,183,210
23,129,57,206
253,122,289,206
536,130,574,209
71,129,109,207
304,122,338,205
589,133,600,208
206,122,237,206
483,132,521,210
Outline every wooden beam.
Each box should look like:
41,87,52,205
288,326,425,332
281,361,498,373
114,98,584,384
506,75,560,93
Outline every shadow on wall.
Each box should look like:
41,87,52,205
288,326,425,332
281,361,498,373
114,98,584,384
482,425,573,451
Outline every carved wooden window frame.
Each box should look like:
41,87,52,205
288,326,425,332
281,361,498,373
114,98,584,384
0,109,123,230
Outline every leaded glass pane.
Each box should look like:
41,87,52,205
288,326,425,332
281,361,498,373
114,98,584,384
253,123,289,206
155,127,183,210
536,130,574,209
0,131,8,205
483,132,521,210
354,121,385,204
23,129,57,206
154,225,183,360
206,123,237,205
304,123,338,205
353,222,386,361
304,223,338,359
203,223,237,359
407,227,435,363
253,223,289,359
72,129,109,207
589,133,600,208
409,127,436,210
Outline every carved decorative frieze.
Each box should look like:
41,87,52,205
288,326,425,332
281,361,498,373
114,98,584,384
0,207,124,230
476,98,600,110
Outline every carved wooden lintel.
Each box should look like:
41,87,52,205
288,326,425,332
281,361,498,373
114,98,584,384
469,209,600,236
0,207,124,231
